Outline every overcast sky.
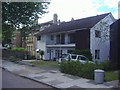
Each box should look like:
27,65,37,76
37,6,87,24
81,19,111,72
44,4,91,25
38,0,119,23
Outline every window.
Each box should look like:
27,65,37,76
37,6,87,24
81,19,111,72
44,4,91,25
81,56,86,61
61,34,65,44
37,36,41,40
56,35,60,44
68,33,75,44
78,56,81,60
67,50,73,54
55,50,62,58
95,49,100,59
50,35,54,40
71,55,77,59
78,56,86,61
95,30,101,38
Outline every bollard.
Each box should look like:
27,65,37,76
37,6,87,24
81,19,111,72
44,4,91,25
94,69,104,84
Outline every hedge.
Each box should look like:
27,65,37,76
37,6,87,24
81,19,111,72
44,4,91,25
59,60,117,80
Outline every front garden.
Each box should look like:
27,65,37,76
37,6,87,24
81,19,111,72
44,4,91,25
59,60,118,82
29,60,118,82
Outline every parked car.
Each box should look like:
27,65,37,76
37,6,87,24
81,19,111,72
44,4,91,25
59,54,94,64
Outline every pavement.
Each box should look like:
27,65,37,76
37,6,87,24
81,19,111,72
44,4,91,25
0,59,119,89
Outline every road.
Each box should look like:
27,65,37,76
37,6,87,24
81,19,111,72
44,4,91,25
2,68,57,89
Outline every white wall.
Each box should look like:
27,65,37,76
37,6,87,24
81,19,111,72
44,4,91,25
36,35,47,59
90,13,115,62
46,34,55,45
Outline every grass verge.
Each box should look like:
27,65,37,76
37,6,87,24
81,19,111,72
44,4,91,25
30,60,59,68
104,71,119,82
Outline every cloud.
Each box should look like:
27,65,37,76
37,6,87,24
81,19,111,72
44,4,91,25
38,0,118,23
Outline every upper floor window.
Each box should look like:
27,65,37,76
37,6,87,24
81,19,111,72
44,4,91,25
95,30,101,38
56,34,65,44
50,35,54,40
68,33,75,44
61,34,65,44
37,36,41,40
56,35,60,44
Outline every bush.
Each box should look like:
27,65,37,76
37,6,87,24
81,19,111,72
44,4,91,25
97,61,117,71
71,50,92,60
59,60,118,80
11,47,26,51
60,60,82,75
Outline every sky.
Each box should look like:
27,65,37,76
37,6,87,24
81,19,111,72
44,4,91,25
38,0,119,24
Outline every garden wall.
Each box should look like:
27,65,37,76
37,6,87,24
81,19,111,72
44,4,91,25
2,49,28,59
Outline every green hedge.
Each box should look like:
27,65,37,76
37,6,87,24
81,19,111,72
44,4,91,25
11,47,26,51
59,60,117,80
71,50,92,60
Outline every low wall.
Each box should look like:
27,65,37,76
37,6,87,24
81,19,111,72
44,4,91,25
2,49,28,59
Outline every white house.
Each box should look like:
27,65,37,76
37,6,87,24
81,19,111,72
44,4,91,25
35,13,115,62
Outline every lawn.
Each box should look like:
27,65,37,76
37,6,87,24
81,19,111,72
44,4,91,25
104,71,119,82
30,60,59,68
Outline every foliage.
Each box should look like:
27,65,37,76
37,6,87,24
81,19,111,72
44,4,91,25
71,50,92,60
95,61,118,71
60,60,82,75
2,23,15,45
60,60,118,80
11,47,26,51
2,2,50,28
39,50,44,60
2,2,50,46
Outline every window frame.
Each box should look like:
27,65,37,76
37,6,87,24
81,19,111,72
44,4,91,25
50,35,54,40
37,36,41,40
95,30,101,38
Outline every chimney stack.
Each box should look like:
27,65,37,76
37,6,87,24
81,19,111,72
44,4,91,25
71,17,74,21
53,13,58,24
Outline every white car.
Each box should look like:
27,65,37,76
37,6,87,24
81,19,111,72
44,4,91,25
59,54,94,64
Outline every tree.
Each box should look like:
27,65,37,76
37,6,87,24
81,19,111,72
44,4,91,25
2,2,50,46
2,23,15,46
2,2,50,28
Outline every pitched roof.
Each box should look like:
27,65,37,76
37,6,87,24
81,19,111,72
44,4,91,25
36,13,110,35
39,20,53,26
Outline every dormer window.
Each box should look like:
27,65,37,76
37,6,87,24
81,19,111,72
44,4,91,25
51,35,54,40
95,30,101,38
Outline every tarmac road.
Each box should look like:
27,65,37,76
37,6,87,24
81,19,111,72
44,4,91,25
2,68,57,89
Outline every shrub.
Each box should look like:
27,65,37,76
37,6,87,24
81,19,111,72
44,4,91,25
39,50,44,60
71,50,92,60
98,61,117,71
59,60,118,80
60,60,82,75
11,47,26,51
